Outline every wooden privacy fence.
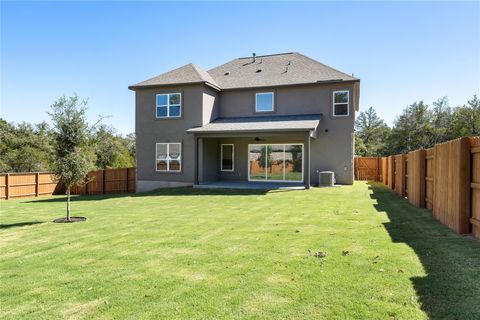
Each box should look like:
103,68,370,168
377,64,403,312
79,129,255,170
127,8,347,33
354,157,382,181
0,168,136,200
355,137,480,239
0,172,61,199
71,167,136,195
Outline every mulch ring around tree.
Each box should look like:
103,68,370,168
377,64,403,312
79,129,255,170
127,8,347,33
53,217,87,223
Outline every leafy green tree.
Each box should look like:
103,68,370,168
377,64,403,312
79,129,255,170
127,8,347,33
93,125,135,169
452,95,480,137
0,119,54,172
431,96,454,143
49,96,95,221
125,132,136,161
386,101,435,154
354,133,367,156
355,106,390,156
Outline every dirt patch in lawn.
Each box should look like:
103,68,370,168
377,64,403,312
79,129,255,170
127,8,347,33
53,217,87,223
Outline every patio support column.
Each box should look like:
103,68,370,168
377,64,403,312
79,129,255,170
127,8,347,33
304,132,311,189
194,135,199,185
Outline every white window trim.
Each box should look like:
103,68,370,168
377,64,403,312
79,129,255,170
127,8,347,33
155,142,182,172
156,93,182,118
255,92,274,113
332,90,350,117
247,143,304,183
220,144,234,172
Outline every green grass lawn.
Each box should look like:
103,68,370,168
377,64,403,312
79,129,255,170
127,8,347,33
1,182,479,319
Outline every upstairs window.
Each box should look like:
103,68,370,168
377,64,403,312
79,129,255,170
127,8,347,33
156,93,181,118
255,92,274,112
333,91,349,117
156,143,181,172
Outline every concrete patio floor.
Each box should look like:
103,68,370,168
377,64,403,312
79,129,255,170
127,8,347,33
194,181,306,190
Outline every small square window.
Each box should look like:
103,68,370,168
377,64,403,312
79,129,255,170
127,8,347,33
156,93,181,118
333,91,349,117
256,92,274,112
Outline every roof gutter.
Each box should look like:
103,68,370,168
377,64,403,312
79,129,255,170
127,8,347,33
128,81,221,91
217,79,360,91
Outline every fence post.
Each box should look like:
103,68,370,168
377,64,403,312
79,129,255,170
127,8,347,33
377,157,381,182
125,168,129,192
35,172,39,197
5,173,9,200
102,169,106,194
354,157,358,180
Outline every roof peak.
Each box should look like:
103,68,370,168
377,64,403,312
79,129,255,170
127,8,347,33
237,52,296,60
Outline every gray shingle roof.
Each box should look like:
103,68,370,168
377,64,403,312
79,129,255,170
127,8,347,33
129,63,220,90
187,114,322,134
208,52,357,90
129,52,358,91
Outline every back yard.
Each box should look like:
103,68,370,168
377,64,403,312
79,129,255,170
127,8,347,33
1,182,479,319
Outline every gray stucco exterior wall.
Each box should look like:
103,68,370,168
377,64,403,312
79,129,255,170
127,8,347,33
134,82,356,191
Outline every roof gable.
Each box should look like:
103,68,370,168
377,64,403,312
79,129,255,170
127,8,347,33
129,63,220,90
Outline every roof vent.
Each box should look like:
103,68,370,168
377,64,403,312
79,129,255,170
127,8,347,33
256,69,262,73
224,72,230,76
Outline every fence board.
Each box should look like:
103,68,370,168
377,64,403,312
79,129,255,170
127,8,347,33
470,137,480,237
433,138,470,234
394,154,406,197
407,149,426,208
381,157,388,185
387,156,394,190
425,148,435,210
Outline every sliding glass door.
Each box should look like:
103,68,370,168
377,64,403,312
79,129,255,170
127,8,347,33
248,144,303,182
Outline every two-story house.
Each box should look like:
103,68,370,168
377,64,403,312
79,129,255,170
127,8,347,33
129,52,360,191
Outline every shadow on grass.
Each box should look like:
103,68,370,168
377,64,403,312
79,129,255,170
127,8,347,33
25,187,272,203
0,221,44,229
368,182,480,320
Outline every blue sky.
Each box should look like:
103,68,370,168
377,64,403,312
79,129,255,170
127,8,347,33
1,1,479,134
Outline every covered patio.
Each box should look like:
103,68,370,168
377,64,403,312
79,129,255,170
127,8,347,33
187,114,322,189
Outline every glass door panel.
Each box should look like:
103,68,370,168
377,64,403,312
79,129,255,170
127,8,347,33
249,145,265,180
284,144,303,181
267,145,285,180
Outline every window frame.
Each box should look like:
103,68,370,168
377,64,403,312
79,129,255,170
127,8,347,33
255,92,275,113
156,93,182,119
220,144,234,172
155,142,182,172
332,90,350,117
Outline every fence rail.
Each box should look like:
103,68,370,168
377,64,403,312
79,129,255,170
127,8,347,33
0,168,136,200
355,136,480,239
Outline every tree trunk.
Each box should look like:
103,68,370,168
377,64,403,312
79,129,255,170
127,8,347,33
66,188,71,221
